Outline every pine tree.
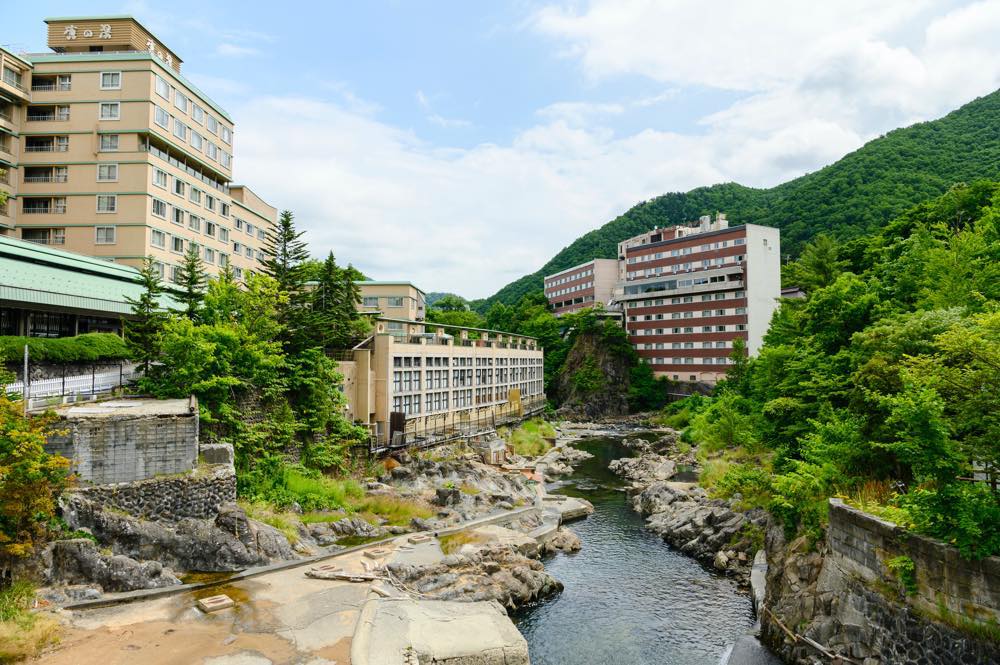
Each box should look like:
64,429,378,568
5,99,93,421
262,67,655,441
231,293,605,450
176,243,207,319
262,210,310,293
124,258,169,373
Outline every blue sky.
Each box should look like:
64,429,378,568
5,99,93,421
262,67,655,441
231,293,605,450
5,1,1000,297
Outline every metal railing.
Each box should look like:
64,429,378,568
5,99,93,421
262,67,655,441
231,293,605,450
371,394,547,455
5,362,140,402
26,113,70,122
1,74,25,91
25,144,69,152
22,205,67,214
24,174,68,183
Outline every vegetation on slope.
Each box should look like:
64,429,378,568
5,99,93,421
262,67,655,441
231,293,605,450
666,182,1000,559
479,90,1000,310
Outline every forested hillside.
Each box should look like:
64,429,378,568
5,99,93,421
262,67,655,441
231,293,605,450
478,89,1000,310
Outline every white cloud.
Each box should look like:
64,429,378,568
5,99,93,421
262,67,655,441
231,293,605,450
230,1,1000,298
416,90,472,129
216,43,260,57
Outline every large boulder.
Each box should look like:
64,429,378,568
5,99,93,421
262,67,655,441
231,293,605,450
49,539,181,592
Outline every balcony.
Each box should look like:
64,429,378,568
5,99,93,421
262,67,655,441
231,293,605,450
1,72,24,92
24,172,68,184
24,143,69,153
22,199,67,215
26,106,70,122
0,106,11,122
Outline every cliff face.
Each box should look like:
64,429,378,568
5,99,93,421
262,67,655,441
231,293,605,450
553,328,632,420
760,500,1000,665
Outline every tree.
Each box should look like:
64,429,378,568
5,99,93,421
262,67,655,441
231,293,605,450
783,234,847,292
309,252,365,349
176,243,207,320
262,210,310,293
124,258,169,373
0,397,69,564
432,294,469,312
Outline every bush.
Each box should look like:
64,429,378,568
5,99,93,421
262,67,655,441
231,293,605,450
506,418,556,457
898,483,1000,560
0,333,129,365
0,581,60,662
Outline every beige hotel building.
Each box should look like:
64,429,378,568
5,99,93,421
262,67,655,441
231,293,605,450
0,16,274,282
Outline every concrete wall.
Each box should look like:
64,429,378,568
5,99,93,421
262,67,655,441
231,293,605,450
828,498,1000,624
744,223,781,355
47,403,198,485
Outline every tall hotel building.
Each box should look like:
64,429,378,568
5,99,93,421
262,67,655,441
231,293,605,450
618,215,779,382
543,258,619,315
544,214,780,383
0,17,274,282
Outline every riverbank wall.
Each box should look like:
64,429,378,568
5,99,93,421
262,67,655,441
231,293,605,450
760,498,1000,664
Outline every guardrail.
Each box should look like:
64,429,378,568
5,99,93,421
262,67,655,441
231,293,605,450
4,362,140,401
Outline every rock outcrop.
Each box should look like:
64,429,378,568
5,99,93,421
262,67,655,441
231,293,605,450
386,544,563,610
48,538,181,592
553,327,633,420
62,497,297,572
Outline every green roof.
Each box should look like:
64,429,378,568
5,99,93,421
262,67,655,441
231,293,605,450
0,235,175,314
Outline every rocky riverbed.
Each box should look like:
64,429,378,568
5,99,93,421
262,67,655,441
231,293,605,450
607,428,767,587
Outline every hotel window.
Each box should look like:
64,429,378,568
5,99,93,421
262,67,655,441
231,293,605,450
203,247,215,264
219,228,229,242
173,119,188,141
221,126,232,144
170,265,181,282
99,134,119,152
245,246,252,258
99,102,120,121
234,218,244,231
204,221,216,237
191,132,203,151
189,215,201,232
362,296,379,308
174,179,186,196
151,229,165,248
174,91,189,113
220,203,230,217
172,236,184,253
155,75,170,100
257,228,265,241
219,253,229,267
192,104,204,124
190,188,202,205
96,194,117,213
95,226,116,244
205,195,216,212
206,115,219,135
221,151,232,168
171,207,184,225
100,71,121,90
154,105,169,128
97,163,118,182
387,297,404,307
206,142,218,160
152,198,167,218
149,170,166,190
246,223,255,236
233,242,242,254
736,324,747,331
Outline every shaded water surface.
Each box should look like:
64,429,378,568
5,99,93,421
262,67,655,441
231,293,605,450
515,436,779,665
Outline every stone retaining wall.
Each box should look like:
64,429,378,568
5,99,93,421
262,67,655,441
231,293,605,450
70,465,236,521
829,498,1000,624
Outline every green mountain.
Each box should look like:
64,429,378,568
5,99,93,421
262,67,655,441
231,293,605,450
477,89,1000,310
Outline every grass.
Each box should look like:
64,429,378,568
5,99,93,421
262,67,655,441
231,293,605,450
505,418,556,457
240,501,301,545
349,494,434,526
282,469,365,510
0,582,60,663
439,530,488,554
459,483,480,495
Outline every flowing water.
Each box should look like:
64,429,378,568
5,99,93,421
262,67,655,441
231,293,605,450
514,436,782,665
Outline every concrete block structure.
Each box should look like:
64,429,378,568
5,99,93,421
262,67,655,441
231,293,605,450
543,258,619,315
45,397,198,484
0,16,275,284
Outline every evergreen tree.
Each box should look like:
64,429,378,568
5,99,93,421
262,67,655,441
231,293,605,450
310,252,363,349
124,258,169,373
176,243,207,319
262,210,310,293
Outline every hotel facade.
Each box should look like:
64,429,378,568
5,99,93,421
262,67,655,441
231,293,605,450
338,317,545,448
0,16,275,283
543,258,619,315
544,214,781,383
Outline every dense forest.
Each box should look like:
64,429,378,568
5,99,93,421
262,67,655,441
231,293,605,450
476,89,1000,311
666,181,1000,559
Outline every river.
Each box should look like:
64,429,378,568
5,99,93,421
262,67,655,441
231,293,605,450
514,436,782,665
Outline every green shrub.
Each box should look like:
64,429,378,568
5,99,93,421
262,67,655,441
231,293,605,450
886,555,918,595
0,333,129,364
506,418,555,457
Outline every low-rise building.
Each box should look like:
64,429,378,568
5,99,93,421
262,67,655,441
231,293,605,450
356,281,426,323
543,258,618,315
338,318,544,449
0,234,174,336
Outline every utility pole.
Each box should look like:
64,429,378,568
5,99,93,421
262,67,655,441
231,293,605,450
22,344,28,417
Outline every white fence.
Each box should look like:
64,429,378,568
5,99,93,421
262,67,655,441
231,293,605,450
4,363,141,399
